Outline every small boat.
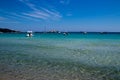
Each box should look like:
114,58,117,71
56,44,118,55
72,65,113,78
83,32,87,34
58,31,61,34
63,32,68,35
26,31,33,37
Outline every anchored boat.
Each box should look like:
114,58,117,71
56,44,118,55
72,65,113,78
26,31,33,37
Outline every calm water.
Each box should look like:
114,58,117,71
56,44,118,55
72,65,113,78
0,33,120,80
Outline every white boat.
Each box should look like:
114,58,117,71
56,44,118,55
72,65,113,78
26,31,33,37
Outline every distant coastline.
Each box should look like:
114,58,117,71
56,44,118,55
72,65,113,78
0,28,120,34
34,31,120,34
0,28,20,33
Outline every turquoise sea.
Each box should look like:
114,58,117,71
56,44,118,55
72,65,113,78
0,33,120,80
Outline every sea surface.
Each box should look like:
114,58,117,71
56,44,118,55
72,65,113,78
0,33,120,80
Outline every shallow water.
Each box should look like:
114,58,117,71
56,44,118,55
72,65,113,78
0,33,120,80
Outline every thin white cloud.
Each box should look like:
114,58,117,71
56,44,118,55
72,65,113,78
0,16,20,23
0,16,7,20
0,0,62,22
0,21,19,23
18,0,62,20
22,13,47,20
41,8,62,18
60,0,70,5
9,13,42,21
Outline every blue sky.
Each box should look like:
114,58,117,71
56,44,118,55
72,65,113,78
0,0,120,32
